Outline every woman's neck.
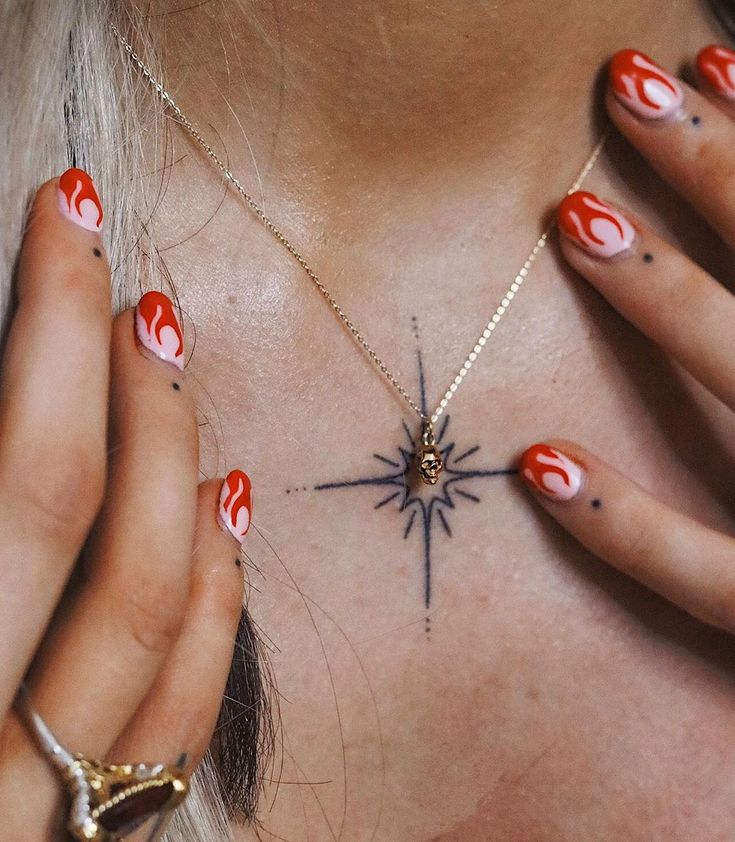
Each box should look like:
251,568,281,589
154,1,717,181
144,0,723,262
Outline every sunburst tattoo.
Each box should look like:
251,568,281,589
311,319,517,621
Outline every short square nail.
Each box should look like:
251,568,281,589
57,168,103,231
520,444,583,502
218,469,253,544
134,291,185,370
609,49,684,120
697,44,735,100
557,191,636,258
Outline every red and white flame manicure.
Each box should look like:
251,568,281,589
697,44,735,100
57,168,103,232
218,469,253,544
520,444,583,502
609,49,684,120
557,191,636,258
134,291,185,370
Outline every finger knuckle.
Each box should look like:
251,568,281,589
666,271,704,315
17,441,105,542
123,574,187,658
621,516,654,565
203,564,245,621
54,261,110,312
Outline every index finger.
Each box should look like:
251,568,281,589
519,440,735,634
0,169,110,719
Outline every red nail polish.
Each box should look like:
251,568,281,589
609,49,684,120
57,168,103,232
134,291,185,370
218,469,253,544
520,445,583,502
557,191,636,258
697,44,735,100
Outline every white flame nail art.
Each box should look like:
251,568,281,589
610,49,684,120
134,291,185,371
218,469,253,544
521,445,583,501
697,45,735,100
57,168,103,232
558,191,636,258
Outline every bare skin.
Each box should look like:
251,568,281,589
137,0,735,839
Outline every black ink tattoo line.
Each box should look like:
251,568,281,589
314,325,516,610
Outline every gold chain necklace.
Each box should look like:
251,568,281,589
112,24,609,484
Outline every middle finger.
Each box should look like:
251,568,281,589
21,293,198,759
606,48,735,250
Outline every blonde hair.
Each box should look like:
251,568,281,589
1,1,267,837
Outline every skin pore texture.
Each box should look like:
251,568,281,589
141,1,735,838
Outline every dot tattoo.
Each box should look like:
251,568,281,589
591,498,602,509
643,253,654,264
93,247,102,257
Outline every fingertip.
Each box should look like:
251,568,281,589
194,478,246,603
133,291,186,372
695,43,735,101
57,167,104,233
555,190,639,262
519,441,586,502
606,48,685,123
216,469,253,547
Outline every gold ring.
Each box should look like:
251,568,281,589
14,684,189,841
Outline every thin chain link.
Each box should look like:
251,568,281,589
112,24,609,425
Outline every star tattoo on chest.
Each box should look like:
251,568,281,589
307,318,518,620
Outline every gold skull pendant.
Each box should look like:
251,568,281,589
416,443,443,485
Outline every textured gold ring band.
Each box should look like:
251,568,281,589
14,684,189,842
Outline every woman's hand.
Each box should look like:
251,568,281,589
0,170,252,840
520,45,735,633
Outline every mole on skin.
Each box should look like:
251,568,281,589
691,115,701,126
172,382,181,391
643,253,654,263
591,498,602,509
93,247,102,257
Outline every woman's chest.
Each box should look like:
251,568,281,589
170,164,735,839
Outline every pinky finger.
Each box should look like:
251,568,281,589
109,471,252,770
519,441,735,633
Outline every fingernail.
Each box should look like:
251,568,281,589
218,469,253,544
134,291,185,370
609,49,684,120
520,444,583,502
57,168,103,232
697,44,735,100
557,191,636,258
